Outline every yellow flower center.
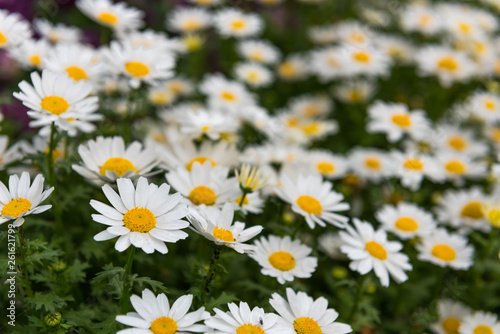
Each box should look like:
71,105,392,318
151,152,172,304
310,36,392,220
485,99,497,110
29,54,41,66
268,251,296,271
403,158,424,171
182,19,202,32
458,22,471,34
444,160,466,175
486,208,500,227
221,91,236,101
303,123,320,135
186,157,216,171
235,195,249,206
365,241,387,260
41,96,70,115
491,128,500,142
303,105,319,117
43,148,64,162
353,51,371,63
246,71,260,83
99,157,137,177
125,61,150,77
201,125,211,132
189,186,216,206
123,207,156,233
442,317,460,334
419,14,431,27
293,317,322,334
231,19,246,30
97,11,118,26
278,62,296,78
348,90,362,102
448,136,466,151
0,32,7,45
394,217,419,232
150,316,178,334
317,161,335,174
65,66,88,81
212,226,234,242
431,244,456,261
461,201,483,219
391,114,412,127
474,325,494,334
149,91,173,106
350,32,365,44
1,198,31,218
296,195,322,214
236,324,265,334
438,57,458,71
365,158,381,170
182,34,204,52
249,50,264,62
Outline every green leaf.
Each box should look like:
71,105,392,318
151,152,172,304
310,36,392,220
205,292,238,310
28,292,67,313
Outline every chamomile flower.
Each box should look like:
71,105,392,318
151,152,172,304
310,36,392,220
399,3,442,35
73,136,158,186
348,148,392,183
33,19,81,44
177,108,239,140
460,312,500,334
199,74,256,113
0,136,22,170
307,151,348,179
91,177,189,254
375,202,437,239
288,94,333,119
308,24,337,45
332,79,376,104
205,302,281,334
275,173,350,229
250,235,318,284
468,91,500,123
116,289,209,334
0,172,53,227
269,288,352,334
235,191,265,214
309,47,346,82
343,46,391,77
234,62,274,88
437,153,487,183
213,8,263,39
166,162,240,208
276,54,310,81
167,7,212,34
13,70,100,133
433,124,488,158
76,0,144,32
430,300,472,334
187,203,263,254
416,228,474,269
9,39,51,69
0,10,32,50
391,151,444,190
367,101,432,143
236,164,267,192
340,218,412,287
237,40,281,64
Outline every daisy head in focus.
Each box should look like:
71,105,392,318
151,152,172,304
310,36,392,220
76,0,144,32
213,8,263,39
437,153,487,184
205,301,283,334
275,173,350,229
91,177,189,254
269,288,352,334
13,70,100,134
187,202,263,254
72,136,158,186
459,312,500,334
0,172,53,227
430,300,472,334
367,101,432,143
340,218,412,287
249,235,318,284
116,288,209,334
416,228,474,270
375,202,437,240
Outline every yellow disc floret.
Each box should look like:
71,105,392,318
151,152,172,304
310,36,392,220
431,244,456,262
442,317,460,334
461,201,483,219
1,198,31,218
365,241,388,260
438,57,458,71
125,61,150,77
189,186,217,206
269,251,296,271
100,157,137,177
123,207,156,233
212,226,234,242
293,317,322,334
41,96,70,115
403,159,424,171
394,217,419,232
444,161,466,175
97,11,118,26
186,157,216,171
473,325,493,334
65,66,88,81
391,114,412,127
236,324,265,334
150,316,178,334
296,195,322,215
317,161,335,174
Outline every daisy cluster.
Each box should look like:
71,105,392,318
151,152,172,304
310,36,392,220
0,0,500,333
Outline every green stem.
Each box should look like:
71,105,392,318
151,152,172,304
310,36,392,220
120,247,136,313
346,274,367,324
47,122,56,186
202,245,221,300
238,191,249,208
482,228,499,265
17,226,34,299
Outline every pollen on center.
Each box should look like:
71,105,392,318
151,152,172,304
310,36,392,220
296,195,322,215
269,251,296,271
189,185,217,206
100,157,137,177
123,207,156,233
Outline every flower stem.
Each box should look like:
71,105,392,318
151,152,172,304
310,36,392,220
202,245,221,298
346,274,367,325
482,228,499,264
47,122,56,186
17,226,33,299
119,247,136,313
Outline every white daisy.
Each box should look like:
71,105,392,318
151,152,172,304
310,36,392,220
9,39,51,69
76,0,144,32
399,3,442,35
375,202,437,240
340,218,412,287
0,172,53,227
275,173,350,229
332,79,377,104
288,94,333,119
234,62,274,88
433,124,488,158
0,136,22,170
430,300,472,334
199,74,256,113
187,203,263,254
237,39,281,64
459,312,500,334
213,8,263,39
391,150,444,191
342,46,392,77
33,19,81,44
176,108,239,141
276,54,310,81
91,177,189,254
72,136,158,186
309,46,346,82
234,191,265,214
269,288,352,334
348,148,392,183
116,288,209,333
167,7,212,33
437,153,487,183
0,10,31,50
468,91,500,123
416,228,474,270
249,235,318,284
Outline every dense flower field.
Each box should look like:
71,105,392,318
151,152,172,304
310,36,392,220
1,0,500,333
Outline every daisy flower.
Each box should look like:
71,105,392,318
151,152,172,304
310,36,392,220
437,153,487,183
334,20,374,47
0,10,32,50
187,203,263,254
236,164,268,192
332,79,377,104
234,191,265,214
234,62,274,88
9,39,51,69
205,302,282,334
468,91,500,123
288,94,333,119
104,41,175,88
459,312,500,334
91,177,189,254
116,288,209,333
269,288,352,334
72,136,158,186
13,70,100,133
348,148,392,183
33,19,81,44
308,24,337,45
433,124,488,158
237,40,281,64
176,108,239,141
213,8,263,39
309,46,346,82
167,7,212,34
0,136,22,170
375,202,437,240
340,218,412,287
367,101,432,143
416,228,474,270
391,150,444,190
430,300,472,334
166,162,239,208
276,54,310,81
274,173,350,229
342,46,391,77
199,74,256,113
399,3,441,35
76,0,144,32
0,172,53,227
249,235,318,284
